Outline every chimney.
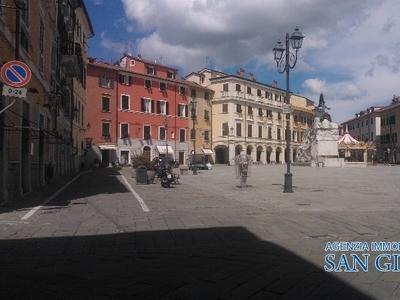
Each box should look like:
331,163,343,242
236,68,245,77
273,80,278,87
249,72,256,81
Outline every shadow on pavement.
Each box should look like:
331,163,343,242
0,167,129,214
0,226,374,299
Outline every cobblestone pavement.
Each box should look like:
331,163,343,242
0,164,399,299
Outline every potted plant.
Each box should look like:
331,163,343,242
383,156,389,166
372,155,378,166
130,154,152,180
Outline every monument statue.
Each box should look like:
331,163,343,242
318,93,331,122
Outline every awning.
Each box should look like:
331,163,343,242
202,148,214,155
98,145,117,150
156,145,174,155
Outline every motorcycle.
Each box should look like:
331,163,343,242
159,164,175,188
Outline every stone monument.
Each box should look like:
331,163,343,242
296,94,342,167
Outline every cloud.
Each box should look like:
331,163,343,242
94,0,400,123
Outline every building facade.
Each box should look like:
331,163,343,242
186,68,316,164
0,0,93,202
378,96,400,162
86,54,213,167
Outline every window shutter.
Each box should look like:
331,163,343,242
178,104,181,117
141,98,145,112
151,100,154,113
166,102,169,115
157,101,161,114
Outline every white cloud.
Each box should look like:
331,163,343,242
96,0,400,123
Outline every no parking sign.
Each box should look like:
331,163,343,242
1,60,31,87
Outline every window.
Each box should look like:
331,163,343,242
179,129,186,142
102,122,110,137
167,71,175,79
204,131,209,141
248,124,252,137
204,110,210,120
141,98,153,113
159,127,166,140
119,75,131,85
147,66,156,75
121,95,129,110
275,94,280,101
190,129,196,140
236,123,242,136
143,125,151,140
223,83,229,92
258,108,263,116
248,106,253,115
160,82,167,91
222,103,228,113
266,92,272,99
99,76,114,89
294,115,298,122
267,110,273,118
157,101,168,115
371,132,374,141
178,104,187,117
277,128,281,140
121,123,129,138
222,123,229,136
258,125,262,138
278,112,282,119
257,89,262,97
179,86,186,95
204,92,210,100
247,86,252,94
145,79,151,89
191,89,196,98
236,104,242,113
236,84,241,92
268,127,272,139
371,118,374,125
102,96,110,111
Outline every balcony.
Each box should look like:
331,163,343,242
61,55,79,77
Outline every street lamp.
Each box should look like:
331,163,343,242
189,96,198,175
273,27,304,193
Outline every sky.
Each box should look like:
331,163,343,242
84,0,400,124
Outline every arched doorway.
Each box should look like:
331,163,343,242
256,146,263,162
276,147,282,163
235,145,243,156
215,146,227,164
143,146,151,161
266,146,272,164
246,145,253,156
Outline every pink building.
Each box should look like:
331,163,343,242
86,54,194,166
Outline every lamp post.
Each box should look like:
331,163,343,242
189,96,198,175
164,117,169,160
273,27,304,193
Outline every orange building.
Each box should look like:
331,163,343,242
86,54,204,166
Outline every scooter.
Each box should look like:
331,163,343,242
159,164,175,188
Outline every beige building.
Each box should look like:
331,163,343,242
0,0,93,201
186,68,316,164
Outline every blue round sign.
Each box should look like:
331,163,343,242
1,60,31,87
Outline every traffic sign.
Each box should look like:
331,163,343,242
282,104,292,114
2,85,27,98
1,60,31,88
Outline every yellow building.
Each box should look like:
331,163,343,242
187,68,316,164
0,0,93,201
291,94,316,151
